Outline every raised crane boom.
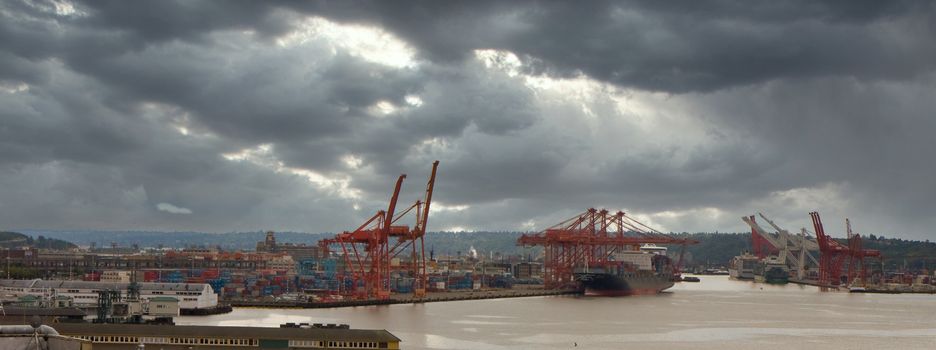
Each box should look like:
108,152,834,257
318,161,439,300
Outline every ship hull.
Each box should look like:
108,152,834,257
574,273,674,296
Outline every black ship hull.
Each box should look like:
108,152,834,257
574,273,675,296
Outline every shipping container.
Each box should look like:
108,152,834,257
143,271,159,282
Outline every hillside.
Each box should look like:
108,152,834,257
0,231,78,250
860,235,936,269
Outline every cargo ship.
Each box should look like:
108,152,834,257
573,246,676,296
728,252,759,280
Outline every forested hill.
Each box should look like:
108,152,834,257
0,231,77,250
672,232,936,269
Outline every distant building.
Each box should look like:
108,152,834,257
257,231,278,252
513,262,543,279
256,231,323,260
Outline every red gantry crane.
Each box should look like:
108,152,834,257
742,213,821,281
809,211,882,287
845,218,882,287
319,161,439,300
746,215,780,259
517,208,698,289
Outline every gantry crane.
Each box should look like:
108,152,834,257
384,160,438,297
809,212,882,287
517,208,698,289
319,161,439,300
741,213,820,280
845,218,882,287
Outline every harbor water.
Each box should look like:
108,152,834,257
177,275,936,349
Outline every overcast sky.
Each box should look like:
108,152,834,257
2,1,935,240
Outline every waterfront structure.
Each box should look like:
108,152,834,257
54,323,401,349
0,279,218,310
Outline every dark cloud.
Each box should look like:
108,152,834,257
294,0,936,92
0,0,934,240
75,0,285,42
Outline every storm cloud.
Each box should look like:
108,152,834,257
1,0,935,240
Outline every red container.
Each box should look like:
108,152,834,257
83,273,101,281
143,271,159,282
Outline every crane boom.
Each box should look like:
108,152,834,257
417,160,440,236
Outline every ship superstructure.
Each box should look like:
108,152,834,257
728,252,759,280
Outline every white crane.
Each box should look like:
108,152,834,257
741,213,820,281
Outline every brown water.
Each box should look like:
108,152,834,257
177,276,936,349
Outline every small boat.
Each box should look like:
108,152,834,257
680,276,701,283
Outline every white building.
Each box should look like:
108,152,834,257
0,279,218,310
